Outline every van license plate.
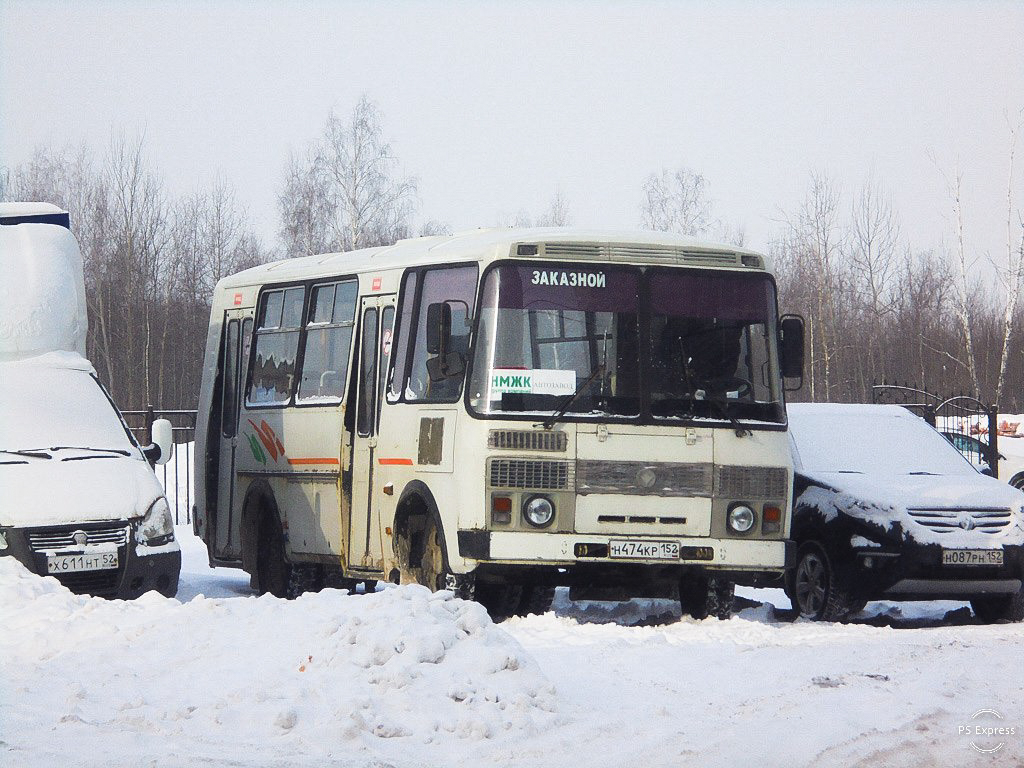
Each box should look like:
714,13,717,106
47,552,118,573
609,540,680,560
942,549,1003,566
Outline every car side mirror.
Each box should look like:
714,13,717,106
144,418,174,466
779,314,805,390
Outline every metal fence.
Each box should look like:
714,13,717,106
872,384,999,476
122,407,198,524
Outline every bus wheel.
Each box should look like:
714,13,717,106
680,576,734,620
287,564,323,599
475,582,523,621
515,585,556,617
420,515,447,591
257,513,290,598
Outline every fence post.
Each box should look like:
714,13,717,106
144,404,155,445
922,404,936,428
988,405,999,478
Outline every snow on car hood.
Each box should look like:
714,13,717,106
0,453,163,527
797,469,1024,547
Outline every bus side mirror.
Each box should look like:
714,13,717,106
779,314,805,390
425,302,451,356
425,302,465,382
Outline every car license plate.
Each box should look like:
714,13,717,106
47,551,118,574
941,549,1003,566
609,540,680,560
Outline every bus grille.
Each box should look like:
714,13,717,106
489,459,572,490
487,430,567,452
576,461,713,496
715,466,788,499
28,524,129,551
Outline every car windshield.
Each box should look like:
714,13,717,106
0,365,138,457
467,262,784,424
789,405,979,477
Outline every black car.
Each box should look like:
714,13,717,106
786,404,1024,622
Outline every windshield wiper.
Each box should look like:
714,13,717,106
539,363,606,430
0,449,52,460
49,446,132,457
703,397,751,438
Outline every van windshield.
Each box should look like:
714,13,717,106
0,365,139,456
467,262,785,424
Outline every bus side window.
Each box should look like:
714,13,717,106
406,265,478,403
388,270,418,402
246,287,305,406
297,279,358,403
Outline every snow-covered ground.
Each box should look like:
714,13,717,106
4,439,1024,767
3,519,1023,767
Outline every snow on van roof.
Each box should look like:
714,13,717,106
0,201,67,218
219,227,767,290
0,210,88,360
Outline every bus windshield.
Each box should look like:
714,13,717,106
467,262,785,424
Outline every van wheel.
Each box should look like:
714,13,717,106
680,576,734,620
793,542,852,621
257,514,290,598
971,587,1024,623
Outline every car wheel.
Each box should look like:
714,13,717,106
793,542,852,621
256,513,291,598
971,587,1024,623
1009,473,1024,491
680,576,734,620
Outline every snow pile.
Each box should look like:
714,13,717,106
0,221,88,360
0,558,557,765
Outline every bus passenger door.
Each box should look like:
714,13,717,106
349,295,396,571
215,310,252,561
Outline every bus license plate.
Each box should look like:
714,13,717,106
942,549,1003,567
609,540,680,561
47,551,119,574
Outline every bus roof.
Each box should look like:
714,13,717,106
218,227,768,291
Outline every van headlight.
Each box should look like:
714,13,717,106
138,497,175,546
523,496,555,528
727,504,756,534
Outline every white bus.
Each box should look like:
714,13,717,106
193,228,804,618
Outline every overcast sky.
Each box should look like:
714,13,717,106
2,1,1022,264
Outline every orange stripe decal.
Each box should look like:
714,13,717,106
287,458,340,466
378,458,414,465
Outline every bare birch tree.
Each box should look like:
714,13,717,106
640,167,713,236
279,96,418,256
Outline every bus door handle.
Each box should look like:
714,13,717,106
368,436,378,449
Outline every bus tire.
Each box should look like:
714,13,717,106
257,512,290,598
515,585,556,617
680,575,734,620
420,515,448,591
287,564,323,599
475,582,523,621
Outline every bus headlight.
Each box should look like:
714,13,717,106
523,496,555,528
727,504,756,534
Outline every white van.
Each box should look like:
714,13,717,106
0,203,181,598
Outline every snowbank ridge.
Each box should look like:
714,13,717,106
0,559,558,764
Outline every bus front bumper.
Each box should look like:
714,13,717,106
457,529,793,573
